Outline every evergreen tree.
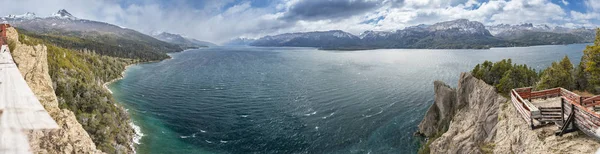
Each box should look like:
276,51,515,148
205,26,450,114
471,59,538,94
579,28,600,93
536,55,574,90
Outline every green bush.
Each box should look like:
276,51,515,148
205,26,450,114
471,59,538,94
536,56,575,90
579,28,600,93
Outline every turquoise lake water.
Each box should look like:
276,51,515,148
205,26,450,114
109,44,588,153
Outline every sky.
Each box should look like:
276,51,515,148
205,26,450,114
1,0,600,44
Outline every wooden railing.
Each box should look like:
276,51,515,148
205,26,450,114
0,24,10,45
529,88,561,99
562,98,600,139
511,89,538,126
583,95,600,107
512,86,600,139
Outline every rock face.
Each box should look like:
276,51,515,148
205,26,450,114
429,73,505,153
419,72,600,153
418,81,456,137
6,27,103,153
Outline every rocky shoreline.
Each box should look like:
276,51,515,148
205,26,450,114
102,49,193,153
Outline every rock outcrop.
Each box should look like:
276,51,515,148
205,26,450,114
419,72,600,153
417,72,505,153
6,27,103,153
418,81,457,137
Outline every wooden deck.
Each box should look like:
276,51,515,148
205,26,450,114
511,87,600,140
0,25,58,153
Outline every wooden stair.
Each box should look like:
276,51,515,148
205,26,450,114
537,107,563,123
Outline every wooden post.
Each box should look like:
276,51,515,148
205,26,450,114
530,116,534,129
571,103,575,129
528,88,532,102
561,98,565,126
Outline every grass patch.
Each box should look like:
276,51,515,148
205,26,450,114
480,142,496,154
417,130,445,154
7,39,16,51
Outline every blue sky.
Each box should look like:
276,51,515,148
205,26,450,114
2,0,600,44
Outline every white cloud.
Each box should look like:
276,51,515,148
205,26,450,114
586,0,600,10
0,0,597,44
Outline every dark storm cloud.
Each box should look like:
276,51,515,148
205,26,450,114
282,0,386,21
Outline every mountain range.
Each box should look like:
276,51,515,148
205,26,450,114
151,32,217,49
1,9,213,60
223,38,257,46
247,19,596,50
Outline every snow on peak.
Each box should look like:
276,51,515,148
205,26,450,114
52,9,77,20
6,12,37,20
428,19,487,34
359,30,392,39
150,30,165,36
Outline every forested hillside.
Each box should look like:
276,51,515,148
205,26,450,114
18,28,173,61
17,32,138,153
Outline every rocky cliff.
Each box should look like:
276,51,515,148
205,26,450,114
418,72,600,153
6,27,103,153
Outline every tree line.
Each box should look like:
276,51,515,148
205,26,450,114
471,29,600,94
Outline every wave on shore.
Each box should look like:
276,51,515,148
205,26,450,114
131,121,145,144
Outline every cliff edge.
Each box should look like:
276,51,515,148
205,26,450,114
418,72,600,153
6,27,103,153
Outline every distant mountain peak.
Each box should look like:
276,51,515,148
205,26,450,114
428,19,490,36
5,12,37,20
52,9,77,20
152,31,217,47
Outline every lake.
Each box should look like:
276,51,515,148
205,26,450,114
109,44,588,153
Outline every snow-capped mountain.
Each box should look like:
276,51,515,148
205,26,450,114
2,9,182,59
251,30,361,48
250,18,594,49
428,19,490,36
486,23,596,44
223,38,257,46
252,19,503,49
487,23,558,35
152,32,217,48
359,30,393,39
3,12,37,20
52,9,77,20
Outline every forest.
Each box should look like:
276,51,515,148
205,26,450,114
18,32,138,153
471,29,600,95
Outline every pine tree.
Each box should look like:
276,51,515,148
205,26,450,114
579,28,600,93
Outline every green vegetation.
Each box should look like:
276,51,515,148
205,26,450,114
18,28,176,61
7,39,16,51
503,31,586,46
579,29,600,93
471,59,538,94
19,32,137,153
417,130,445,154
536,56,575,90
470,28,600,95
479,142,496,154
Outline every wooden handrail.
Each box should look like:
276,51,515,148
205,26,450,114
583,95,600,105
512,89,540,117
563,96,600,119
512,90,530,111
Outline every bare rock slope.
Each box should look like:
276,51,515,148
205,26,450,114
7,27,103,153
418,72,600,153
